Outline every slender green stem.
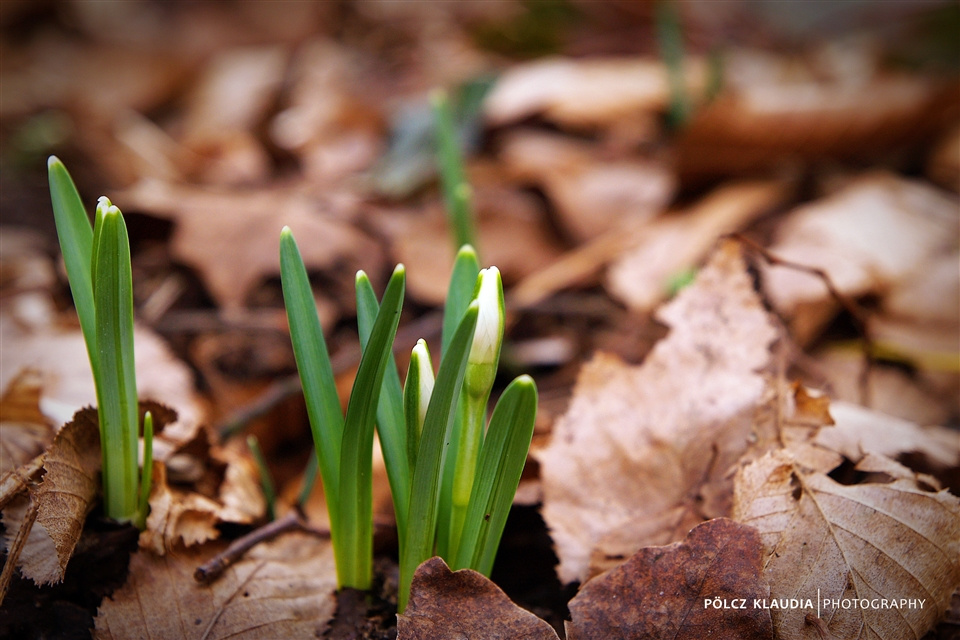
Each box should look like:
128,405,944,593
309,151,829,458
136,411,154,530
432,89,477,253
656,0,691,129
247,435,277,522
447,393,485,560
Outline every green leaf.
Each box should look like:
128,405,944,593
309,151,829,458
93,202,139,523
47,157,97,376
279,227,344,513
337,265,405,590
399,301,478,613
441,245,480,358
247,435,276,522
453,375,537,575
356,271,409,534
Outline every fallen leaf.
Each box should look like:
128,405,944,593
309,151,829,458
537,241,779,584
0,370,53,473
2,409,100,585
484,56,706,129
760,172,958,345
813,401,960,472
734,449,960,640
499,130,674,241
927,123,959,193
95,531,336,639
566,518,772,640
678,47,947,179
397,556,560,640
607,179,790,313
119,179,382,312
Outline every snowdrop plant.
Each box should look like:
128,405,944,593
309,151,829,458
48,157,153,528
281,232,537,611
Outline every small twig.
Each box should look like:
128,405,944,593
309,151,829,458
194,511,316,584
194,510,397,585
730,233,875,407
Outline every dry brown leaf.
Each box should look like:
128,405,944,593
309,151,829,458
499,130,674,242
2,408,100,585
95,531,337,639
484,56,706,129
537,241,779,584
566,518,773,640
678,47,948,179
927,123,960,193
810,349,956,427
397,556,560,640
734,449,960,640
813,401,960,472
119,179,381,312
0,310,203,439
0,370,53,474
760,173,958,345
607,179,790,313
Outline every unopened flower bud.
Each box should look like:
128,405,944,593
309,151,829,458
411,338,434,432
465,267,503,401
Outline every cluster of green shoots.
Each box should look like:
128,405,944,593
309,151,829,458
282,234,536,612
47,88,536,611
48,157,153,528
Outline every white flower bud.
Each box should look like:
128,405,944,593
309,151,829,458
411,338,434,429
466,267,503,400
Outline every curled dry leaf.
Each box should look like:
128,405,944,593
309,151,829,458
499,130,674,242
607,178,790,313
119,179,382,312
566,518,772,640
484,56,706,129
2,408,100,585
397,556,560,640
760,172,958,345
537,241,779,584
734,449,960,640
95,531,337,639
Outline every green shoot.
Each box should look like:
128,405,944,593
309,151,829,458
281,231,535,611
280,226,404,590
48,157,152,526
656,0,691,129
432,89,478,252
247,435,277,522
136,411,154,530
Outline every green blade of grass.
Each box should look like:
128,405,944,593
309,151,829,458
356,271,409,534
136,410,154,530
247,435,277,522
297,450,319,507
398,301,478,613
337,265,405,590
93,202,139,523
279,227,344,514
453,375,537,575
47,157,98,376
432,89,477,252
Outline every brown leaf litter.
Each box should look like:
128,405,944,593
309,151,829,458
537,240,781,584
566,518,772,640
397,556,560,640
94,531,336,639
735,449,960,640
